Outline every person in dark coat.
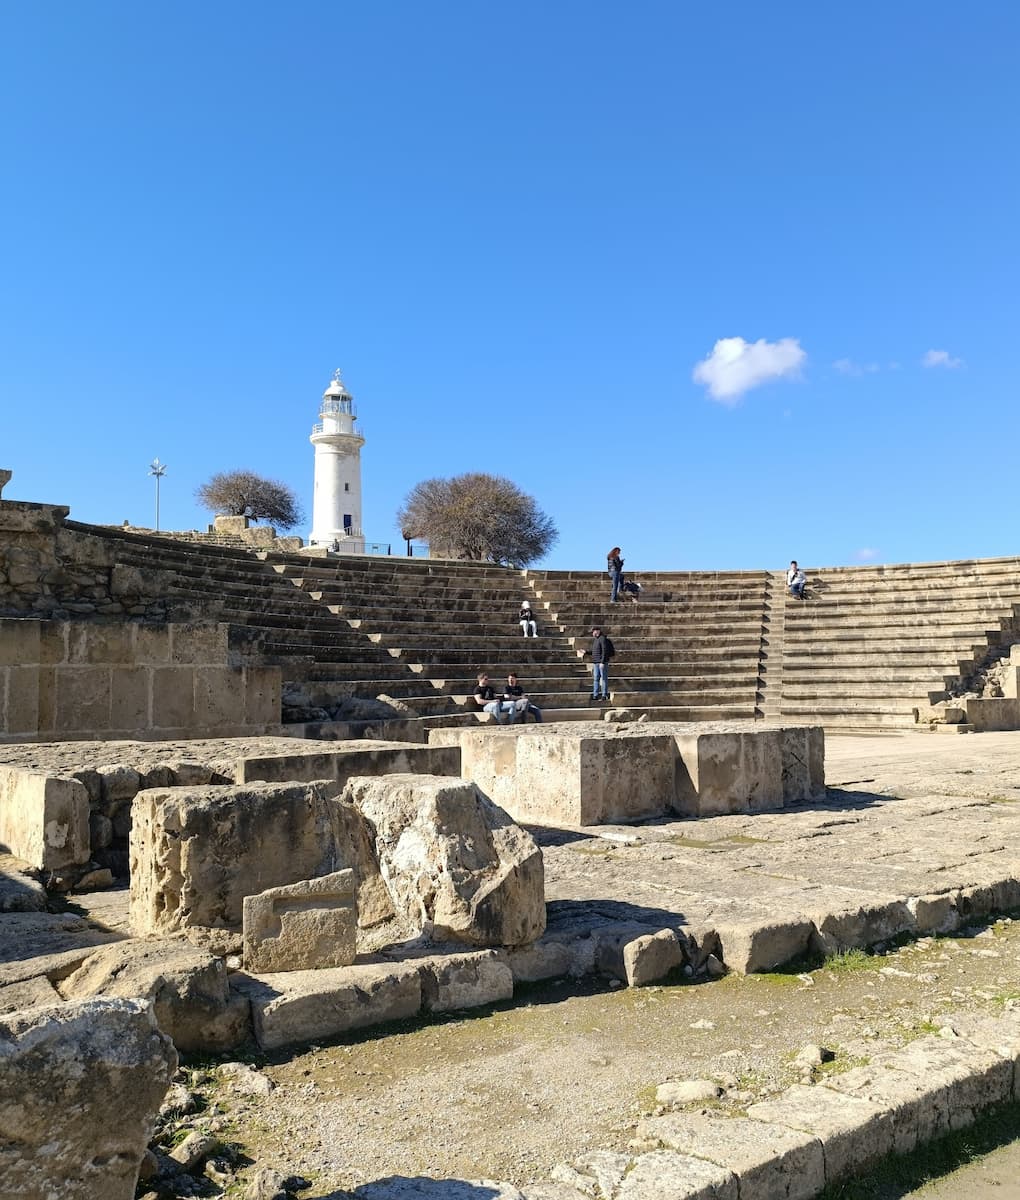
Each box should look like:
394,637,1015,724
588,625,614,701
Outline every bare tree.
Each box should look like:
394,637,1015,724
195,470,303,530
397,473,558,566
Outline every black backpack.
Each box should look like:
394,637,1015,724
604,636,616,659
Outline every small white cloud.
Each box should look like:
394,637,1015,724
692,336,806,404
922,349,963,369
834,358,879,377
855,547,879,562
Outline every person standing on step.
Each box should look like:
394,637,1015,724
503,672,543,722
607,547,624,603
787,560,807,600
519,600,538,637
588,625,614,702
473,672,517,724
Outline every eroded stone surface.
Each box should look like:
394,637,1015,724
243,870,358,973
345,773,545,947
0,997,177,1200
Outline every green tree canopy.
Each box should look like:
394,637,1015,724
397,472,558,567
195,470,303,530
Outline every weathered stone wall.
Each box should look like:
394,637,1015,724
0,491,169,620
0,617,281,743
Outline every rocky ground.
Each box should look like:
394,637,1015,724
136,731,1020,1199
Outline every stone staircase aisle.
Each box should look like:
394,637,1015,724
523,568,770,720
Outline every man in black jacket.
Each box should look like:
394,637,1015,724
589,626,613,702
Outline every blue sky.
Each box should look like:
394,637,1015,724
1,3,1017,572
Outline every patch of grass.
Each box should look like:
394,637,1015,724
985,794,1019,804
723,834,767,845
665,834,727,849
817,1053,869,1078
818,1100,1020,1198
824,948,873,974
992,991,1020,1007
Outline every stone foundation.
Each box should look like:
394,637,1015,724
430,721,825,826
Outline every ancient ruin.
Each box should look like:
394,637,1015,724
3,468,1020,1199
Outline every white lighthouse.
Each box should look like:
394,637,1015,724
309,369,366,551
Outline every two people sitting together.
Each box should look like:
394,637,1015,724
473,672,543,724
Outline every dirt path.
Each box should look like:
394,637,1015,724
206,918,1020,1193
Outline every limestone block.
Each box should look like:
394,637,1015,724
35,667,55,731
699,911,815,975
963,698,1020,732
638,1112,824,1200
0,768,90,871
236,961,423,1050
345,773,546,947
150,666,196,728
505,939,579,984
615,1150,737,1199
243,870,358,973
110,667,151,730
97,764,142,808
879,1036,1013,1130
777,725,825,802
552,1151,633,1197
243,666,282,725
4,665,40,733
68,621,134,665
747,1084,892,1184
169,621,228,665
212,514,251,534
130,782,341,934
0,858,47,913
38,621,67,664
134,623,171,664
673,728,783,816
194,667,237,728
622,929,685,986
819,1061,951,1157
235,742,461,787
0,974,61,1015
0,617,41,665
54,665,111,732
59,938,249,1053
906,893,960,934
419,949,514,1012
0,912,120,980
0,467,10,496
809,898,916,956
0,997,177,1200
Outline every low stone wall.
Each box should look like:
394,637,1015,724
430,721,825,826
0,617,281,742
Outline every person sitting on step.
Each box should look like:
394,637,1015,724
519,600,538,637
473,672,517,724
503,672,543,723
787,560,807,600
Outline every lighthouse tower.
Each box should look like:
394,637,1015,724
309,369,366,551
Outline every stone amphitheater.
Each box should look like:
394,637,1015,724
2,469,1020,1200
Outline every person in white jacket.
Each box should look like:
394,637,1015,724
787,561,807,600
519,600,538,637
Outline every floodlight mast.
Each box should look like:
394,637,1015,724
148,458,167,530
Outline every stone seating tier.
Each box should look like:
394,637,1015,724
47,523,1020,730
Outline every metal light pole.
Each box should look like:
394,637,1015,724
148,458,167,530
